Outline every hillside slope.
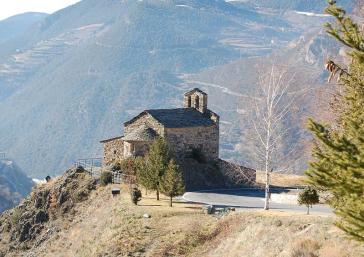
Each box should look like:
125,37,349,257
0,12,47,44
0,159,34,213
0,0,352,178
0,168,362,257
0,0,299,178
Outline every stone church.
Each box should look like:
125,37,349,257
101,88,220,166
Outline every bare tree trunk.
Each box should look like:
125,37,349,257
307,205,310,215
156,189,160,201
170,196,173,207
264,169,270,210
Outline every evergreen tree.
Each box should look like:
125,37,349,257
135,157,152,193
145,138,171,200
160,159,185,207
120,157,138,188
298,187,320,215
306,1,364,241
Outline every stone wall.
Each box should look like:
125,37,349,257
218,159,256,185
165,125,219,161
124,114,164,136
124,141,151,158
102,138,124,166
178,158,256,190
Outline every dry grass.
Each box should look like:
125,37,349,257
199,213,364,257
256,171,307,187
291,238,320,257
4,184,363,257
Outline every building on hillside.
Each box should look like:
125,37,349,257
100,88,220,166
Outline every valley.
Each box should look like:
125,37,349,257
0,0,343,178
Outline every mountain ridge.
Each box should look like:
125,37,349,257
0,0,300,178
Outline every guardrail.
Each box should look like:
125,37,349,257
74,158,130,185
74,158,102,178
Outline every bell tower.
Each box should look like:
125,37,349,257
183,88,208,114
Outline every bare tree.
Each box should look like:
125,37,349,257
249,65,297,210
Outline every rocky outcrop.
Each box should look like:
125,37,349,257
0,167,96,255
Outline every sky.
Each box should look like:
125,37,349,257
0,0,81,20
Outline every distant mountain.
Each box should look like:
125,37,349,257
230,0,353,13
0,159,34,213
0,12,48,44
0,0,301,178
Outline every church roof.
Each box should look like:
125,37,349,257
123,125,157,141
100,136,123,143
125,108,215,128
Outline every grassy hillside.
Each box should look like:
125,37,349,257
0,168,362,256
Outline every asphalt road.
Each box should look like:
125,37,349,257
182,188,332,215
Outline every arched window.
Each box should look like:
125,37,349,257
188,96,192,107
195,95,200,109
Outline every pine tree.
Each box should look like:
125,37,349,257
298,187,320,215
135,157,151,190
145,138,171,200
306,0,364,242
160,159,185,207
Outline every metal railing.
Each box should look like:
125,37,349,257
0,152,5,160
112,172,123,184
74,158,128,184
74,158,102,178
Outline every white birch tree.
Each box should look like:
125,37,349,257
250,65,297,210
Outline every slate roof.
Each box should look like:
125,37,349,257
125,108,215,128
100,136,123,143
123,125,157,141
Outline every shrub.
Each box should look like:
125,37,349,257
11,208,22,225
100,171,113,186
111,163,121,172
74,188,90,201
298,187,320,215
131,187,142,205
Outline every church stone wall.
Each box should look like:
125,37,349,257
124,141,151,158
103,138,124,166
165,125,219,161
124,114,164,136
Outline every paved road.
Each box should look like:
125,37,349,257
182,188,332,215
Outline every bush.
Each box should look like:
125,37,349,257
111,163,121,172
100,171,113,186
11,208,22,225
131,187,142,205
298,187,320,215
